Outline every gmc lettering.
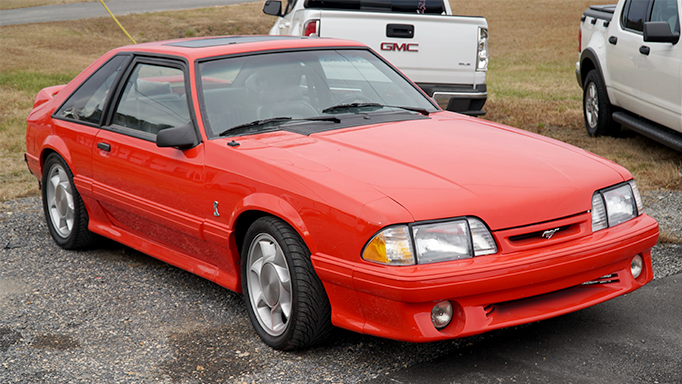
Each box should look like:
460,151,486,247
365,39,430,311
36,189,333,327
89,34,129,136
380,42,419,52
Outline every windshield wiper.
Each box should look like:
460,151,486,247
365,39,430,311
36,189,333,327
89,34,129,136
219,116,340,137
321,103,430,116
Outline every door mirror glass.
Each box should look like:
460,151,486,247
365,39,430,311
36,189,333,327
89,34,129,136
263,1,282,16
156,123,198,149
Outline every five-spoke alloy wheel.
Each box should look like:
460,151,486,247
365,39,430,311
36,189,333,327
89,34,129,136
242,216,332,350
41,153,95,249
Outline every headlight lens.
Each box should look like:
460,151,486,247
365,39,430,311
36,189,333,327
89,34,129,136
591,180,642,232
363,217,497,266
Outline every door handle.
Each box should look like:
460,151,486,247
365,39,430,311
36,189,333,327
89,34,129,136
608,36,618,45
97,142,111,152
639,45,650,55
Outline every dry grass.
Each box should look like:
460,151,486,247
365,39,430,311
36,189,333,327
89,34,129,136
1,0,681,201
0,0,95,11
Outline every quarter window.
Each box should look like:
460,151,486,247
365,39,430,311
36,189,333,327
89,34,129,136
56,55,127,125
112,63,190,135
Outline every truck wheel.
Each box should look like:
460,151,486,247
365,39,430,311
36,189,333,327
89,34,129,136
583,70,617,136
42,153,96,249
241,216,332,350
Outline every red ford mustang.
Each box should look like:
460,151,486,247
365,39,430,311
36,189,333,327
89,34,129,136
25,36,659,350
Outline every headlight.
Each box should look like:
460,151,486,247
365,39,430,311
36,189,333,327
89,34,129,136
477,27,489,71
362,217,497,266
591,180,643,232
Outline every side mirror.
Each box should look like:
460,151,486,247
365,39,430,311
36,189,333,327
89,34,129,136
643,21,680,44
156,123,198,149
263,1,283,16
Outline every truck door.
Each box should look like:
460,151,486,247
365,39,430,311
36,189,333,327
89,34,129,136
606,0,649,112
637,0,682,132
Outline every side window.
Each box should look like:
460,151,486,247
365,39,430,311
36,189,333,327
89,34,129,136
622,0,651,32
650,0,680,33
56,55,126,125
283,0,297,15
112,63,190,135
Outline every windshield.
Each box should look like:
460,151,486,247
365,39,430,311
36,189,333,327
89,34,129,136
198,49,438,138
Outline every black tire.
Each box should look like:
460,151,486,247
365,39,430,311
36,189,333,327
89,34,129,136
583,70,618,136
41,153,96,249
241,216,332,350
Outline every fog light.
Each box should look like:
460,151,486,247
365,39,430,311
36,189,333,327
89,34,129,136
431,301,453,330
631,255,643,279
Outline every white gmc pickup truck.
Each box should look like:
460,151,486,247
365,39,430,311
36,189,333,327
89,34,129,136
577,0,682,152
263,0,489,116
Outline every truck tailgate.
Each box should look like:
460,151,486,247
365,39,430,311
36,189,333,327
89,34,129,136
316,10,487,86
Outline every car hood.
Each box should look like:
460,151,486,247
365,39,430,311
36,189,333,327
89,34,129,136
247,113,629,230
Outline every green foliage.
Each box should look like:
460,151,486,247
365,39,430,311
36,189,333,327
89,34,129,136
0,71,77,95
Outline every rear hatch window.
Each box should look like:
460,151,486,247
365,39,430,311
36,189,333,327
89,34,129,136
303,0,444,14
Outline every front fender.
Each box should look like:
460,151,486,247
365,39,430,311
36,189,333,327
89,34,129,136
229,192,315,253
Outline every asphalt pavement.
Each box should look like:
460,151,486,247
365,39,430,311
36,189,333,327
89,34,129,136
0,0,258,26
1,195,681,383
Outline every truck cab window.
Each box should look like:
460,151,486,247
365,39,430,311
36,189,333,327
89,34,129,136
622,0,650,32
650,0,680,33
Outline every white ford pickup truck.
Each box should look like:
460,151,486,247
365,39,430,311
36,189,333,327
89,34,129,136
263,0,489,116
577,0,682,152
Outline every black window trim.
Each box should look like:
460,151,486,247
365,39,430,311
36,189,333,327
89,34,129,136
103,53,202,145
51,54,132,128
620,0,655,34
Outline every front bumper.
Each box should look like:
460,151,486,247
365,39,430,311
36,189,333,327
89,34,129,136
312,213,658,342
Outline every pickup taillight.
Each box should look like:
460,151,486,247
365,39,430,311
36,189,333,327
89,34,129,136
303,19,319,37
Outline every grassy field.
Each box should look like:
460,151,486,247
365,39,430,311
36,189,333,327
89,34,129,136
1,0,681,202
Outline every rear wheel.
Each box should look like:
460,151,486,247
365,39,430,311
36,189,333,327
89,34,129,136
583,70,618,136
42,153,95,249
241,216,332,350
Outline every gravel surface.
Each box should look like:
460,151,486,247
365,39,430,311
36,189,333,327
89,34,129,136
1,194,681,383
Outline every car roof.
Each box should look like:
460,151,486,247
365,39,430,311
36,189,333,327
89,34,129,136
109,35,368,61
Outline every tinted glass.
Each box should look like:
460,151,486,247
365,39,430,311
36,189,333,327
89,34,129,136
198,49,437,138
622,0,650,32
56,55,126,125
304,0,444,13
112,63,190,135
650,0,680,33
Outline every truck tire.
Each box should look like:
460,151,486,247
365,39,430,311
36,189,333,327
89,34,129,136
241,216,332,350
583,70,618,136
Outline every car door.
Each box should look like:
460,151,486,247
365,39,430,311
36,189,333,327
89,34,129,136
50,55,129,192
637,0,682,132
607,0,650,111
91,57,220,266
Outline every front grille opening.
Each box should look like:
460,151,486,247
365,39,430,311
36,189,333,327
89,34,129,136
582,273,619,286
509,225,572,243
484,304,495,317
485,272,621,317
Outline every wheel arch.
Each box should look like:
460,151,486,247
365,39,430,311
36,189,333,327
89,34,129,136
39,136,72,173
229,193,316,259
579,48,611,104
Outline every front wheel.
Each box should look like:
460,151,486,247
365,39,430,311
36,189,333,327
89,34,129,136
583,70,618,136
41,153,95,249
241,216,332,350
